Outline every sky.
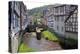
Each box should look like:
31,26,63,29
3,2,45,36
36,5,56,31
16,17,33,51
23,0,58,9
23,0,78,10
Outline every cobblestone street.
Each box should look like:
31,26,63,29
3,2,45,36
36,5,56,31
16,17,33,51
23,32,62,51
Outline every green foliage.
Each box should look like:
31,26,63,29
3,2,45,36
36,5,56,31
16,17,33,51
28,5,56,25
28,5,51,25
32,12,42,25
28,5,54,16
19,43,35,52
42,30,59,42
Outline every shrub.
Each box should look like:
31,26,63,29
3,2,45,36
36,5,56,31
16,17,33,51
42,30,59,42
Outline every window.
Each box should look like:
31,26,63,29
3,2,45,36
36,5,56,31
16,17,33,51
60,6,64,13
55,16,59,21
51,15,53,19
11,15,14,25
75,28,77,32
73,14,77,17
15,2,20,11
55,7,58,13
57,25,59,31
73,17,76,22
14,14,19,28
61,16,64,21
50,23,53,27
55,17,56,21
68,27,69,31
62,26,64,32
57,17,59,21
73,28,75,32
70,27,72,31
70,18,72,22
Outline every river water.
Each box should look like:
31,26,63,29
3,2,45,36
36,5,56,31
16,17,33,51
23,32,62,51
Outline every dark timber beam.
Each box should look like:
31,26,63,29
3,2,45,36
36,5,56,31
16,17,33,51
65,5,78,23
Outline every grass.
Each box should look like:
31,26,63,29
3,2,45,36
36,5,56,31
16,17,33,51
42,30,59,42
19,43,35,52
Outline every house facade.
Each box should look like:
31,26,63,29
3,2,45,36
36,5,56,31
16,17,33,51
9,1,28,53
65,5,78,39
43,6,54,29
43,4,78,39
53,5,69,36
